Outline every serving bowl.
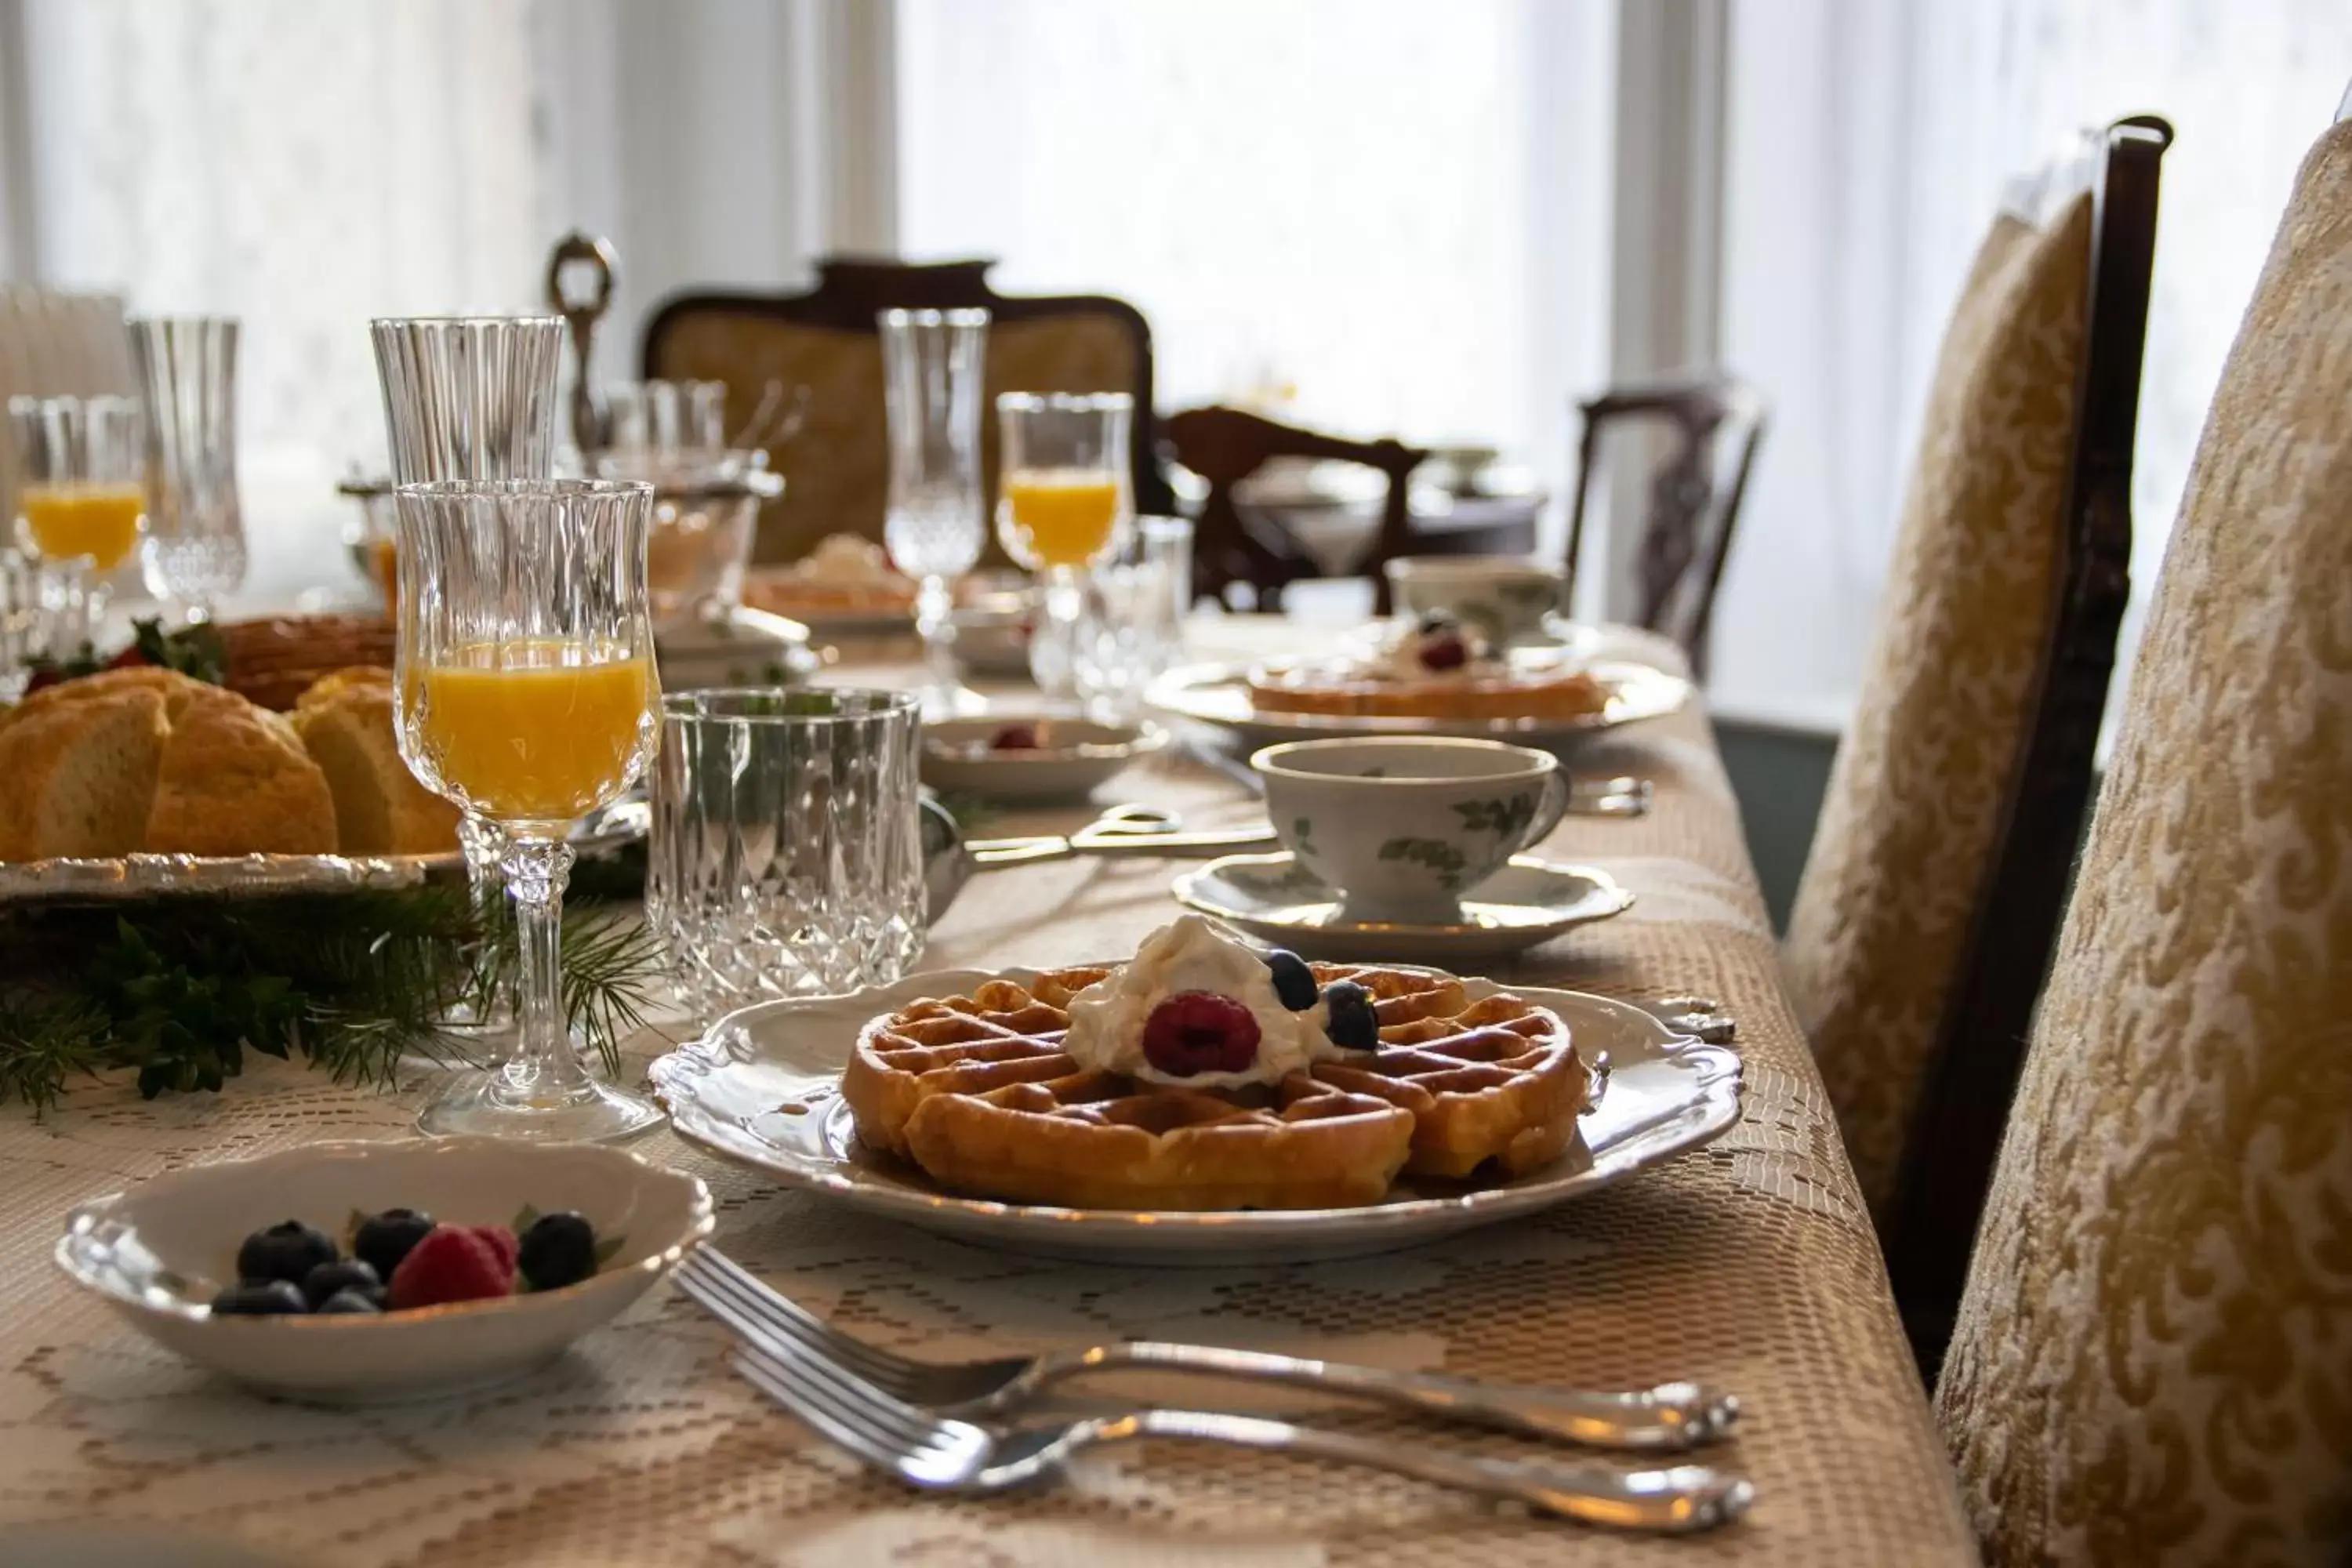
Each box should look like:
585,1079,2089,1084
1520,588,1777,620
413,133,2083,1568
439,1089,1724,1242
55,1137,713,1403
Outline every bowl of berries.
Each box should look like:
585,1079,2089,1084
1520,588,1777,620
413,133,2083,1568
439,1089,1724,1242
920,717,1167,804
53,1138,715,1402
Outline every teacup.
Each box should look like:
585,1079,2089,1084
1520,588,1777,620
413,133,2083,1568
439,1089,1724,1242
1383,555,1566,645
1251,737,1569,922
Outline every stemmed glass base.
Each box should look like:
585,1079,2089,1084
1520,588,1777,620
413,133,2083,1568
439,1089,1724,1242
911,570,990,720
417,1066,661,1144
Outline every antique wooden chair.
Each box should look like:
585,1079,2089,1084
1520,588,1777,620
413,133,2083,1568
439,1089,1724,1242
1561,376,1766,680
1160,405,1427,612
1936,111,2352,1566
641,257,1175,562
1778,115,2172,1372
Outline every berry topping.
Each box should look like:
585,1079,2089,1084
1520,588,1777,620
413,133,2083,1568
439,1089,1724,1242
990,722,1042,750
1417,633,1468,672
387,1225,517,1311
1264,949,1319,1011
236,1220,338,1285
315,1288,383,1315
300,1258,381,1309
1323,981,1380,1051
1140,992,1262,1077
475,1224,521,1275
517,1212,600,1293
352,1207,435,1280
211,1279,309,1316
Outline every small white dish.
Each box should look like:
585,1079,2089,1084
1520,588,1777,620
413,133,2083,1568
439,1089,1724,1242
55,1138,715,1403
920,717,1167,803
651,968,1738,1266
1174,851,1635,962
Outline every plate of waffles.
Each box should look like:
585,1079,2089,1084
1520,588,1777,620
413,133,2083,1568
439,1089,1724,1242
649,918,1742,1264
1146,659,1690,751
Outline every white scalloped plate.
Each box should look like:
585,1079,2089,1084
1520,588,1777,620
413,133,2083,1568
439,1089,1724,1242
650,968,1741,1265
1145,658,1691,752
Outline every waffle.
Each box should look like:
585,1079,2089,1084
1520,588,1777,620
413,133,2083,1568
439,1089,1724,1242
840,963,1588,1210
1247,658,1609,721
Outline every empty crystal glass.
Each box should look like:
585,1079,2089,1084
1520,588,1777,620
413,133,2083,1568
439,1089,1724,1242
371,315,566,984
129,318,245,617
393,477,664,1143
647,688,925,1021
881,308,989,717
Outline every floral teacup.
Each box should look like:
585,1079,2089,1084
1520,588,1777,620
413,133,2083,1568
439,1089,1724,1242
1251,737,1570,922
1383,555,1566,646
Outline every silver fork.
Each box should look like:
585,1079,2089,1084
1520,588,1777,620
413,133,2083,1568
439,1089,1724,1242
730,1335,1754,1532
679,1249,1737,1451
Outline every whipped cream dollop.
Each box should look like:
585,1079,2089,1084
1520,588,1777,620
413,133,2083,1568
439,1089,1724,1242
1363,615,1502,684
1064,915,1338,1089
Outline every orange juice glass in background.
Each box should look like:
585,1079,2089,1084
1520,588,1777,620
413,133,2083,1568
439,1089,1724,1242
1003,470,1122,568
7,396,146,581
995,392,1134,702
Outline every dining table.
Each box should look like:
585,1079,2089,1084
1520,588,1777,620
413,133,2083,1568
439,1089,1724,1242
0,615,1979,1566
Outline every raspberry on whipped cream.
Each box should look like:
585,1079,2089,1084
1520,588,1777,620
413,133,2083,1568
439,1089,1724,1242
1063,916,1338,1089
1364,615,1504,684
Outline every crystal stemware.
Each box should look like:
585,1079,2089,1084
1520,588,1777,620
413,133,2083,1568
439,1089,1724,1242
7,396,146,612
129,318,245,619
392,477,664,1143
371,315,565,988
880,307,989,718
995,392,1134,704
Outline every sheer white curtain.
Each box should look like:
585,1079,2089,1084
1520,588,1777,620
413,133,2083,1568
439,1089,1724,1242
16,0,557,600
1715,0,2352,731
895,0,1616,531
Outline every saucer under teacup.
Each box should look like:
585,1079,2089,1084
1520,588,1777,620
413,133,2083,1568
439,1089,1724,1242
1172,850,1634,962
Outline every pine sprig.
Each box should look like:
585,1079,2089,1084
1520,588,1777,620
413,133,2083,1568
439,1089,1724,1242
0,880,670,1113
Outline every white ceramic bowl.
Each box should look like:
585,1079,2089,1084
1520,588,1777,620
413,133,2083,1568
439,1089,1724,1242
55,1138,714,1403
920,717,1167,803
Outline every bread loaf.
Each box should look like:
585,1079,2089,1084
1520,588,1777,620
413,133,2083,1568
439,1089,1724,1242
0,666,337,858
291,667,460,855
0,685,170,859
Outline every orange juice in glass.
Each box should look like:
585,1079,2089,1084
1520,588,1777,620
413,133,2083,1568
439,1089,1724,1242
18,481,145,571
1003,469,1122,568
9,395,146,590
391,477,664,1143
414,639,658,827
995,393,1133,702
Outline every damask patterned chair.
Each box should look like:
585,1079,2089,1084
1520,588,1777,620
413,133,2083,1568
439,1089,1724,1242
1780,117,2172,1361
641,257,1176,563
1936,113,2352,1568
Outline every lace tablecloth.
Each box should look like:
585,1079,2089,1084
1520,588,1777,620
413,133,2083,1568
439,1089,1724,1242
0,628,1979,1566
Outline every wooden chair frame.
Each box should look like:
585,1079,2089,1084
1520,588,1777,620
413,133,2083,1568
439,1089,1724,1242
1884,115,2174,1377
641,256,1178,516
1563,377,1767,680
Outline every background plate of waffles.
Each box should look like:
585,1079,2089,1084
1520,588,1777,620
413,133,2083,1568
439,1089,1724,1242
1145,659,1691,750
650,964,1741,1265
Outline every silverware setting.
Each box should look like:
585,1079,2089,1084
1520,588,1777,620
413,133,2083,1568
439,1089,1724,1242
681,1250,1754,1532
962,779,1653,871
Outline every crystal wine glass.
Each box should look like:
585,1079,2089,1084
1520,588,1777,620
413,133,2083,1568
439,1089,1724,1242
372,315,565,1002
129,318,245,619
880,307,989,718
8,396,147,604
392,477,664,1143
995,392,1133,702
